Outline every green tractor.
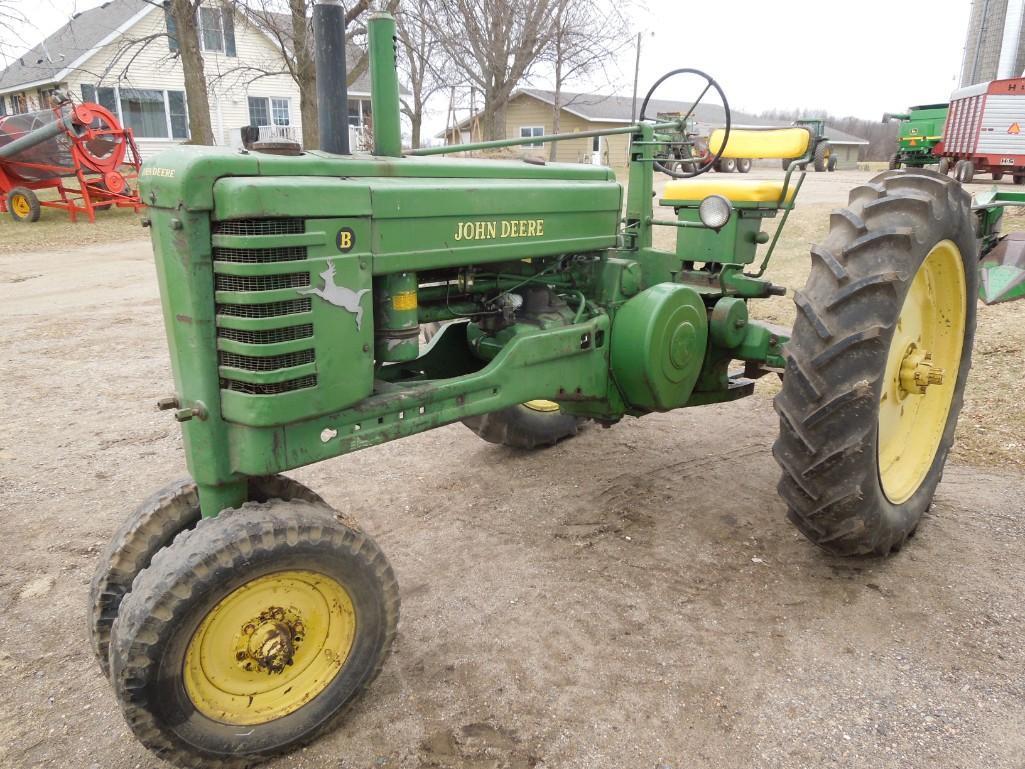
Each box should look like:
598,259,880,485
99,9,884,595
780,118,836,172
89,8,991,767
883,103,949,171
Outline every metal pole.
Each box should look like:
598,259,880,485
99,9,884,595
368,12,402,156
630,32,642,122
313,0,349,154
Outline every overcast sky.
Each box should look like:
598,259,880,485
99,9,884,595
8,0,972,131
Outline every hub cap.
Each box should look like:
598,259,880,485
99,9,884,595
523,400,561,413
11,195,30,218
183,570,356,725
878,240,966,504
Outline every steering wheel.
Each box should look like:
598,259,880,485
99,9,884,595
640,68,731,179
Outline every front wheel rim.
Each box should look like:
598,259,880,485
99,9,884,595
877,240,966,504
183,569,356,725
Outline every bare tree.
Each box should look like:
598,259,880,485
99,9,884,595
432,0,559,140
168,0,215,144
0,1,29,65
395,0,452,149
544,0,630,160
240,0,389,149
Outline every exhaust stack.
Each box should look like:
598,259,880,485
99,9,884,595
313,0,350,154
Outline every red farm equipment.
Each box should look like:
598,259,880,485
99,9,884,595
0,96,143,223
941,77,1025,184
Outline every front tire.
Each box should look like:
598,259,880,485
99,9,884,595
774,170,977,556
88,475,323,679
109,499,399,768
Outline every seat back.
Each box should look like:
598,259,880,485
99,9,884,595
707,127,811,160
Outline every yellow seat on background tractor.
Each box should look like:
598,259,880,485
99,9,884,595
708,127,810,159
662,178,796,204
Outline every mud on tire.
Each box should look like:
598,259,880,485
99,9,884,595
773,169,977,556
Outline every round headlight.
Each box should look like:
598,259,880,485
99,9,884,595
698,194,733,231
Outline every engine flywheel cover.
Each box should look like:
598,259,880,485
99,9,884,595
610,282,708,411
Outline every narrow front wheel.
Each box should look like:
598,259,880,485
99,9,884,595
109,499,399,767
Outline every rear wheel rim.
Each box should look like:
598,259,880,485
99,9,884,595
183,569,356,725
877,240,966,504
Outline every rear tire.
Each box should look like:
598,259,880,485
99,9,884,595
814,142,832,172
88,475,323,679
774,169,977,556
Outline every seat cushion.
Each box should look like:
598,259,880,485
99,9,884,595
661,178,796,204
708,127,811,159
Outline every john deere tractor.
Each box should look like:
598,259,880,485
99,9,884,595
89,7,981,767
780,118,836,172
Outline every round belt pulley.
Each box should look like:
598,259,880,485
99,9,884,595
610,283,708,411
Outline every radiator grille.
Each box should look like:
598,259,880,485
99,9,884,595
214,219,305,236
218,324,314,345
220,375,317,395
214,246,308,264
216,297,311,318
215,272,310,293
213,217,318,398
219,349,315,371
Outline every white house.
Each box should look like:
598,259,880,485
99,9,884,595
0,0,376,156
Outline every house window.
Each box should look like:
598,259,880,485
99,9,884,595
199,5,236,56
0,96,7,116
347,98,371,128
248,96,290,126
519,126,544,148
115,88,188,139
271,98,290,126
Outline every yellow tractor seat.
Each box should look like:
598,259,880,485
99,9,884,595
661,178,796,205
708,127,811,159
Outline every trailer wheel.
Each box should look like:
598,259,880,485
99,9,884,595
992,171,1005,181
109,498,398,768
955,160,975,184
1014,173,1025,185
88,475,323,679
736,158,752,173
888,153,901,171
8,187,40,222
715,157,737,173
938,158,951,175
814,142,832,172
774,169,977,556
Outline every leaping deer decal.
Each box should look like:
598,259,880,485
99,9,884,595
299,261,370,330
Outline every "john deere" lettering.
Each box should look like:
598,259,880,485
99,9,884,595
454,219,545,241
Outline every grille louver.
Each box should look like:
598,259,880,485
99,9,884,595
213,218,316,396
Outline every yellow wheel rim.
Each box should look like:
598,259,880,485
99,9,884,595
523,400,561,413
11,194,30,218
878,240,966,504
183,570,356,725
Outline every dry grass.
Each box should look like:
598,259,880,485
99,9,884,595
0,188,146,254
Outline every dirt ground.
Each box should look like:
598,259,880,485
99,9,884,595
1,169,1024,769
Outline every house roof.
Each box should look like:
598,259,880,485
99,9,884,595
444,88,869,146
0,0,381,96
0,0,150,93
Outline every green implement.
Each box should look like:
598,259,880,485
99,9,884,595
883,103,948,170
973,188,1025,304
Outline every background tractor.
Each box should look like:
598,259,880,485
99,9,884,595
655,111,751,173
89,6,983,767
780,118,836,172
883,103,948,171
